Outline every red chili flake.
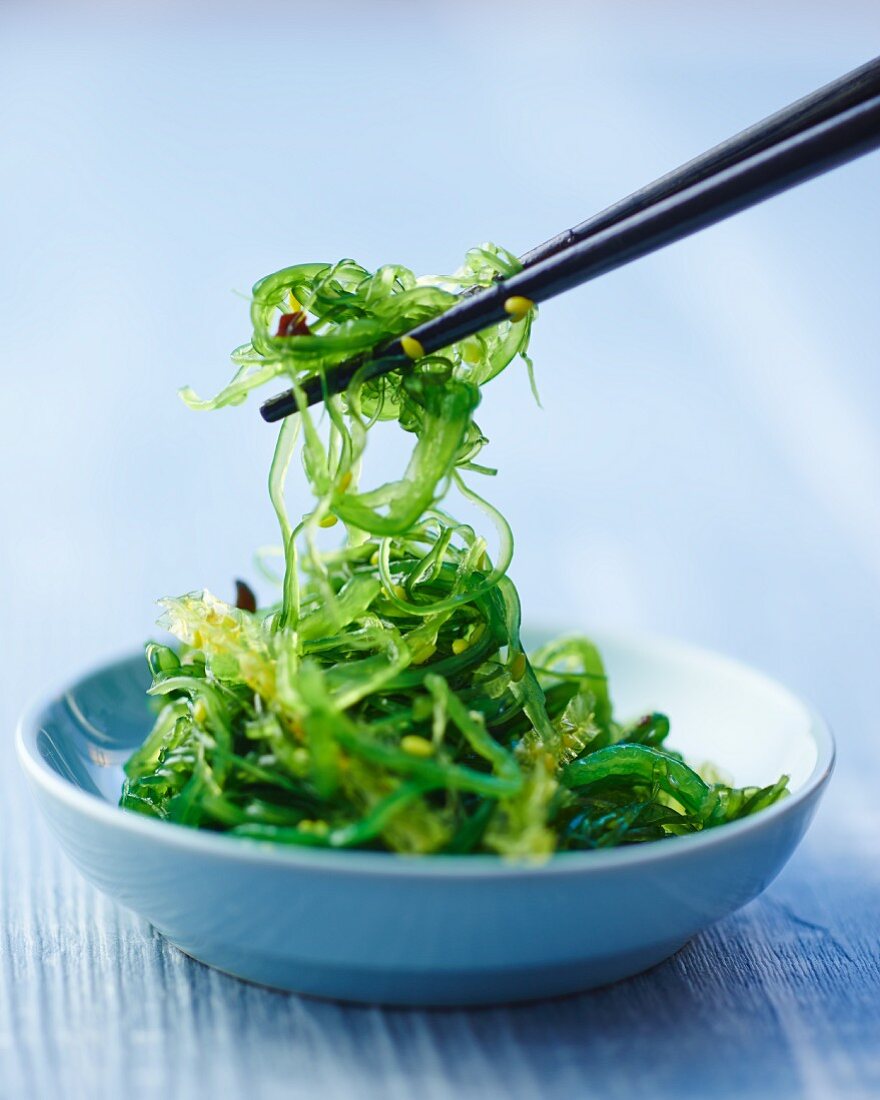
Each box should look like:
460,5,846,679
234,579,257,613
276,311,311,337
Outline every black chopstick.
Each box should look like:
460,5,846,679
261,64,880,423
518,54,880,270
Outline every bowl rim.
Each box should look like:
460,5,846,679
16,629,835,880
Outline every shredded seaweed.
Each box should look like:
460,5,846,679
121,245,789,855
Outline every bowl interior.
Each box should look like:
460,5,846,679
33,655,149,804
28,632,821,811
597,634,818,790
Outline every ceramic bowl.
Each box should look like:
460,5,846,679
17,631,833,1006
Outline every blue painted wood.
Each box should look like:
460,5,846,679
2,6,879,1097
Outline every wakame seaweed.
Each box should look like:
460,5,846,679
120,245,789,855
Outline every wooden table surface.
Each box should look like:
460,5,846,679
2,6,879,1098
3,768,879,1099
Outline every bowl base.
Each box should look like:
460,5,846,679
168,936,691,1007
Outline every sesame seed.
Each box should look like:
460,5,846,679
503,296,535,322
401,335,425,360
401,735,434,757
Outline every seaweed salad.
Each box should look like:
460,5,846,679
121,244,788,856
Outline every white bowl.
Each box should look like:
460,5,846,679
17,630,833,1006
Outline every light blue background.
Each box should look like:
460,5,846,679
2,3,879,1097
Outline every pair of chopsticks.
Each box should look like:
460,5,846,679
261,56,880,423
